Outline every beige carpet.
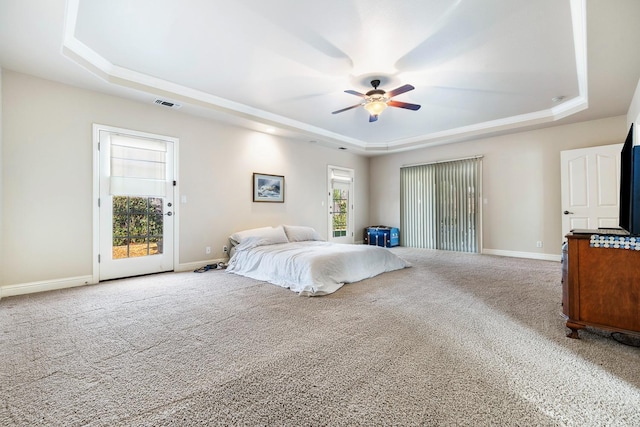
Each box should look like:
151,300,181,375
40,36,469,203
1,247,639,426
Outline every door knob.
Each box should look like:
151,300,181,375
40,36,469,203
166,211,173,216
563,210,574,215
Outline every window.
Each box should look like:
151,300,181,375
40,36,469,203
112,196,164,259
332,187,349,237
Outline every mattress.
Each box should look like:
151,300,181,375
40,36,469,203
226,240,409,296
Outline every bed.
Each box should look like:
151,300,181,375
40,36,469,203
226,225,410,296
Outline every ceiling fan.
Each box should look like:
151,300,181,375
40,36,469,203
332,79,421,122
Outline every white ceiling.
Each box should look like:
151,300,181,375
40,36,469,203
1,0,639,154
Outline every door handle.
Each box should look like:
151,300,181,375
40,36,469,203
563,210,574,215
166,211,173,216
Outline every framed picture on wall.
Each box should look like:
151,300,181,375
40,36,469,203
253,173,285,203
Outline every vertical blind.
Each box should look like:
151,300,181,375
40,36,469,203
110,135,168,197
400,157,482,253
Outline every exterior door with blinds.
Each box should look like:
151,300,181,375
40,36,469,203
97,127,176,281
328,166,354,243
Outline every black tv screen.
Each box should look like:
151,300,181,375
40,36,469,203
619,124,633,232
618,124,640,235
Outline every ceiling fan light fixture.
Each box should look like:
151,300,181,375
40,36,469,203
364,99,388,116
332,79,420,121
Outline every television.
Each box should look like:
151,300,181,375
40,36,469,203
618,124,640,235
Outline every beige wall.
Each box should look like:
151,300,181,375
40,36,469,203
368,116,628,257
1,70,369,287
1,68,634,291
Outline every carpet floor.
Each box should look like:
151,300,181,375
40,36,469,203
1,247,639,426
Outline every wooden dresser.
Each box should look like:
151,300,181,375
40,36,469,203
562,232,640,338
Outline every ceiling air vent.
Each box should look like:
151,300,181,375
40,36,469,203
154,99,182,109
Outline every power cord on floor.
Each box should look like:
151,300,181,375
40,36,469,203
194,262,227,273
611,332,640,347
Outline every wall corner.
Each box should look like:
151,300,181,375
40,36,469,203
627,77,640,144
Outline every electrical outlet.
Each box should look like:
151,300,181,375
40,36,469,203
223,245,228,253
205,246,211,254
536,241,543,248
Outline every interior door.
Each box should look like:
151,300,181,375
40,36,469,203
98,129,176,280
328,166,354,244
560,143,622,239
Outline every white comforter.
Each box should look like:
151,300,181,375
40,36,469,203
227,241,409,296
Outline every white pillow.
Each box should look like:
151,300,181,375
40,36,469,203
229,226,289,247
283,225,323,242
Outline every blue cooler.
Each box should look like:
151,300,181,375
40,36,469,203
366,226,399,247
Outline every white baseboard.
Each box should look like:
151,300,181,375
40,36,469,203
482,248,561,262
0,275,96,299
0,251,556,300
0,259,231,299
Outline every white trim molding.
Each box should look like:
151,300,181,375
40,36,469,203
0,260,226,300
482,248,561,262
0,275,96,299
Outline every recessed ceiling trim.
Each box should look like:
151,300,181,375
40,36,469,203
366,109,553,152
62,6,369,151
372,93,589,152
570,0,588,99
62,0,588,154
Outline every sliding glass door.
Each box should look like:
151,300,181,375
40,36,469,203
400,157,482,252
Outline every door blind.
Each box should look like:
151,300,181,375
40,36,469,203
109,135,168,197
400,157,481,252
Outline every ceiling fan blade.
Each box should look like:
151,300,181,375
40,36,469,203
345,89,366,97
332,103,363,114
386,84,415,98
369,114,379,123
388,100,421,111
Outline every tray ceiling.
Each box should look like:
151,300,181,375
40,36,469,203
2,0,639,153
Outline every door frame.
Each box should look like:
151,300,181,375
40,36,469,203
92,124,180,283
327,165,354,243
